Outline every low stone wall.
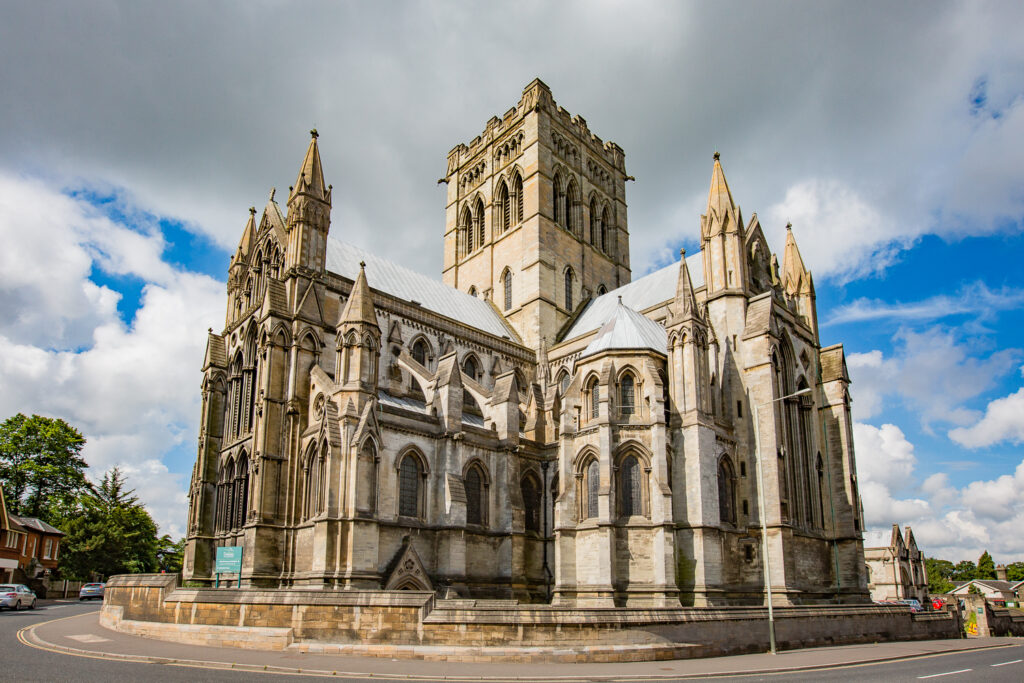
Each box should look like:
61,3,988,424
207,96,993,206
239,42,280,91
101,574,962,662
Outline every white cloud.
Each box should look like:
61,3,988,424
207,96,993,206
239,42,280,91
0,174,223,536
855,420,1024,563
765,179,909,282
948,367,1024,448
825,282,1024,326
846,328,1020,426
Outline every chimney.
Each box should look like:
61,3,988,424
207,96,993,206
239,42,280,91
996,564,1007,582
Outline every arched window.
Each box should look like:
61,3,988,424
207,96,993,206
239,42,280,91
589,197,599,244
556,370,570,395
235,452,249,529
497,180,510,234
411,338,429,367
468,285,477,296
522,473,541,533
357,439,378,514
459,205,473,256
585,459,600,519
512,172,524,224
462,355,479,381
552,172,565,226
473,197,485,249
398,454,421,518
566,179,580,235
600,206,611,253
564,268,574,311
588,377,601,420
503,269,513,310
465,464,486,526
619,373,635,417
718,456,736,525
618,454,642,517
597,284,607,296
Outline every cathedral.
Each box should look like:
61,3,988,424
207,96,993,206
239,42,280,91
184,79,870,607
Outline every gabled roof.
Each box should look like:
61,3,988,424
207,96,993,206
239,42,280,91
325,239,514,339
580,300,667,358
564,251,704,342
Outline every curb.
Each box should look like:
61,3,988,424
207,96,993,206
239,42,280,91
17,612,1021,681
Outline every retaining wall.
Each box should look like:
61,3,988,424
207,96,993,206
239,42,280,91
101,574,962,662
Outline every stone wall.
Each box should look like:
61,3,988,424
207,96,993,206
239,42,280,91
102,574,961,662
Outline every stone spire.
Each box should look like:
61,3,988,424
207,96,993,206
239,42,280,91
338,261,379,329
670,248,698,320
782,223,813,296
290,129,330,204
703,151,737,235
232,207,257,264
536,337,550,390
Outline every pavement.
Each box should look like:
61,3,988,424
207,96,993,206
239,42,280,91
16,606,1024,681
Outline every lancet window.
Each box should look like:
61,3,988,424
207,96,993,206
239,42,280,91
398,452,423,518
521,472,541,533
464,463,486,526
618,454,643,517
718,455,737,525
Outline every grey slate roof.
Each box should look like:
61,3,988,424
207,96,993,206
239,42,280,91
580,302,668,358
10,515,64,536
325,239,514,339
565,251,704,342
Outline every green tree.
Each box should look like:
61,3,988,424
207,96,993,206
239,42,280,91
977,550,996,580
951,560,977,582
925,557,956,594
156,535,185,573
57,468,160,580
0,413,88,522
1006,562,1024,582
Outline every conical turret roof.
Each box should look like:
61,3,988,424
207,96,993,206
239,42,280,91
670,248,699,320
581,298,667,358
339,261,379,329
290,129,329,203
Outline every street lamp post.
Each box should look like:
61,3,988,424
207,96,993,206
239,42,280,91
752,386,811,655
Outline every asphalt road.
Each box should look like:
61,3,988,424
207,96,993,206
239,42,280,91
1,600,1021,682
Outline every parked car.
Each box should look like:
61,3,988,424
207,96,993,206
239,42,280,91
897,599,924,613
79,583,105,601
0,584,36,610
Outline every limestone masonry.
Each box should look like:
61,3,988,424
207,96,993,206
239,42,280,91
184,79,870,608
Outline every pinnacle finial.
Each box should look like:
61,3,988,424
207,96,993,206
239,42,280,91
269,187,276,201
249,206,256,216
786,222,793,231
359,260,366,269
617,295,623,305
713,151,720,161
680,247,686,257
310,128,319,139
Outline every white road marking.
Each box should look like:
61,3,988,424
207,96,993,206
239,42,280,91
991,659,1023,667
66,634,111,643
918,670,972,679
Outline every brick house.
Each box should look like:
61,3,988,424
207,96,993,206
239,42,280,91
0,489,65,582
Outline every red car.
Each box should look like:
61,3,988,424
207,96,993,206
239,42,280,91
932,597,945,610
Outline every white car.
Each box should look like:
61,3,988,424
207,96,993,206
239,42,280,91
0,584,36,610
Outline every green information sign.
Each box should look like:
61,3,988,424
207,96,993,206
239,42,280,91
215,546,243,574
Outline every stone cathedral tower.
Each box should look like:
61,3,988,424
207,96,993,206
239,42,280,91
441,79,632,348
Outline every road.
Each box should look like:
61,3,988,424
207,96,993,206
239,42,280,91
1,600,1021,682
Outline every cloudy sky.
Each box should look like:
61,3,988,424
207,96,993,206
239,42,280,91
1,1,1023,563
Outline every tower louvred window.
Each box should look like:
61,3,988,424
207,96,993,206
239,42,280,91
512,173,523,224
498,181,510,233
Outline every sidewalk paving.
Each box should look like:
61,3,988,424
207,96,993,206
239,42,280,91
24,609,1022,681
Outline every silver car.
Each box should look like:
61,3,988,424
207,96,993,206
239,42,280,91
79,583,105,601
0,584,36,610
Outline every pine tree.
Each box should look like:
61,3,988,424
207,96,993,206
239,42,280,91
977,550,996,580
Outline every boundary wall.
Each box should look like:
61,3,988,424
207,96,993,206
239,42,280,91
101,574,962,662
